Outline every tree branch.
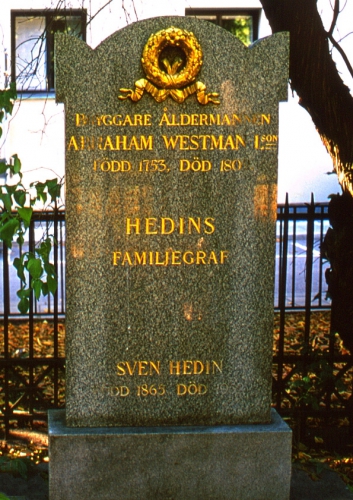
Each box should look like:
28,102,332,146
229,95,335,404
328,0,340,36
327,31,353,81
260,0,353,195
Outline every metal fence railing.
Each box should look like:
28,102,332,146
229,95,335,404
0,210,65,437
1,199,352,438
273,195,353,429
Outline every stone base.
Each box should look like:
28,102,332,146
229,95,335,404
48,409,292,500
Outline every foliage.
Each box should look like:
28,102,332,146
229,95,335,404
0,83,16,139
288,351,346,411
223,17,252,46
0,84,62,313
0,455,30,479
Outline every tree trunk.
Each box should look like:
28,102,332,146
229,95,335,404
260,0,353,194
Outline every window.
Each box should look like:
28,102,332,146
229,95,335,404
185,9,260,46
11,10,86,92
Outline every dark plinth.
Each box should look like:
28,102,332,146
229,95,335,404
49,409,292,500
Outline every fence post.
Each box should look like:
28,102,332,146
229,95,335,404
276,193,289,411
2,243,10,439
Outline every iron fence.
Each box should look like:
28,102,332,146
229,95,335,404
273,196,353,429
0,199,352,438
0,209,65,437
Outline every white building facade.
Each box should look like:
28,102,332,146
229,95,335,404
1,0,351,203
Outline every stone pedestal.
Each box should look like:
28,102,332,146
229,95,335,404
49,409,291,500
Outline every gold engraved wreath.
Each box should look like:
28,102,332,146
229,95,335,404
119,27,219,105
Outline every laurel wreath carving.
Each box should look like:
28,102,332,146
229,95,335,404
119,27,219,105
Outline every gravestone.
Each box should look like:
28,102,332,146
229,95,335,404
49,16,292,500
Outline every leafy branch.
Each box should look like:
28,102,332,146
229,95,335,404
0,84,62,313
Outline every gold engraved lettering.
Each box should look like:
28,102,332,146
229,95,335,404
212,360,223,374
67,135,153,151
112,385,130,396
183,360,193,375
137,384,166,396
193,361,203,375
125,217,215,235
138,159,168,172
126,218,141,234
113,250,228,266
208,251,218,264
254,134,278,150
188,217,201,233
183,251,194,264
155,251,168,266
103,136,114,150
196,251,206,265
117,361,161,376
161,218,175,234
116,362,126,376
75,114,87,126
134,251,147,265
220,250,229,264
171,251,182,265
169,361,180,375
122,252,133,265
145,218,158,235
113,252,122,266
158,113,271,126
162,135,246,150
220,159,242,172
75,113,152,127
93,159,132,172
68,136,79,150
177,383,208,396
179,159,212,172
204,217,215,234
170,360,223,375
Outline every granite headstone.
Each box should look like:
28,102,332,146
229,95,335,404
55,17,288,428
50,17,292,500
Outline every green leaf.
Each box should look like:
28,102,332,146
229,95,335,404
27,257,43,280
37,238,52,260
9,81,18,101
12,154,21,175
0,192,12,212
18,297,30,314
0,218,19,247
0,161,8,175
47,273,58,294
42,282,49,296
44,261,56,276
47,178,61,202
0,492,11,500
17,288,31,299
14,189,26,207
32,279,42,300
0,457,28,478
16,231,24,246
18,206,33,228
36,184,47,204
13,257,26,282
